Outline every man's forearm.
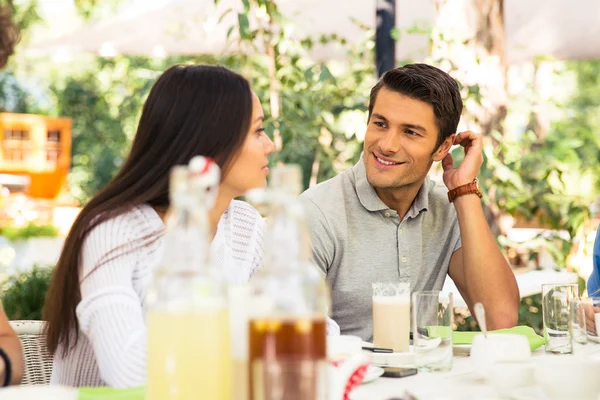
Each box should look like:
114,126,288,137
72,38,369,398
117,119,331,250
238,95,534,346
454,195,520,329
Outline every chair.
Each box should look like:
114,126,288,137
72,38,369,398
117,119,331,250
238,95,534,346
9,320,53,385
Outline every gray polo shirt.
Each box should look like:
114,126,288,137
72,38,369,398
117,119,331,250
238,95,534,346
300,157,462,341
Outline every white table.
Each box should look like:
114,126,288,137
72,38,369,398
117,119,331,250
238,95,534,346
351,342,600,400
444,270,579,308
6,342,600,400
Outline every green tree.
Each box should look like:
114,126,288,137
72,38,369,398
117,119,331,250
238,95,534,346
217,0,375,188
550,61,600,192
0,0,41,113
0,0,41,38
52,57,164,203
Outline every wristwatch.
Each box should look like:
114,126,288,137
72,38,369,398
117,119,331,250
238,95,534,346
447,179,483,203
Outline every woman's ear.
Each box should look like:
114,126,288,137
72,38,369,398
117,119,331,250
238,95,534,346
432,134,455,162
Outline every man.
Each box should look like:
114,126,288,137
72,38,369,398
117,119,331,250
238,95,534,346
300,64,519,341
0,5,24,386
587,225,600,296
585,225,600,334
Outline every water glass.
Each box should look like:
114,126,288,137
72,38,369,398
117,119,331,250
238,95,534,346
572,298,588,347
576,297,600,340
412,291,453,372
542,283,578,354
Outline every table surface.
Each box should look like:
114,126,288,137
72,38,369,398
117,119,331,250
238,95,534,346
350,341,600,400
5,339,600,400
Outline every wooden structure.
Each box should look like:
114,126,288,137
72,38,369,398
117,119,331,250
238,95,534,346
0,113,72,199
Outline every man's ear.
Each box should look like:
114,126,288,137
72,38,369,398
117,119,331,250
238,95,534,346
432,134,455,162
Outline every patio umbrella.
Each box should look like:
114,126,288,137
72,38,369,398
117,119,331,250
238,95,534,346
24,0,600,63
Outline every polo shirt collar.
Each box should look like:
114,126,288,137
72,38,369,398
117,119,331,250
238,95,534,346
353,154,430,218
405,182,429,219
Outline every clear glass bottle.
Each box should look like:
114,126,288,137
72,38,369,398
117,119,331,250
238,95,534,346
147,157,231,400
247,164,329,400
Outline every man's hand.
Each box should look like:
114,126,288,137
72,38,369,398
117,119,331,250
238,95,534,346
441,130,484,191
583,303,600,335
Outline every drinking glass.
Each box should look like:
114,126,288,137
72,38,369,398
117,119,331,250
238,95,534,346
572,298,588,347
542,283,578,354
412,291,453,372
372,282,410,352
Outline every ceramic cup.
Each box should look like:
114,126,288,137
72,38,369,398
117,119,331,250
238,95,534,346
470,333,531,379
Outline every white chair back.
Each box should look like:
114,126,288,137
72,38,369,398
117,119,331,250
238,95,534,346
9,320,53,386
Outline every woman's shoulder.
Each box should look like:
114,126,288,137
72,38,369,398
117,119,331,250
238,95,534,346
85,204,163,245
227,200,264,228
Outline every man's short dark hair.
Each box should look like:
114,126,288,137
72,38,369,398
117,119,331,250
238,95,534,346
0,7,19,69
368,63,463,149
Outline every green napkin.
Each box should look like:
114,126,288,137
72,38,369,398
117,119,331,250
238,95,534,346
452,325,545,351
78,386,145,400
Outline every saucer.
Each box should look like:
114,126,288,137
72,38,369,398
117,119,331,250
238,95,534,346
453,344,471,356
362,341,415,367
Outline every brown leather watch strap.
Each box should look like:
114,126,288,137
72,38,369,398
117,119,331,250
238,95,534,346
447,179,483,203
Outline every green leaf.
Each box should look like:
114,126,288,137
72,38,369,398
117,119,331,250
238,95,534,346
226,25,235,39
319,64,334,82
238,13,250,39
390,27,401,41
242,0,250,11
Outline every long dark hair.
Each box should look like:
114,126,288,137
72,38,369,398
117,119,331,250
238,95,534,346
44,64,253,355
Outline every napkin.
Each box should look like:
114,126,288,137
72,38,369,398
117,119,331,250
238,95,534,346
330,353,371,400
78,386,145,400
452,325,545,351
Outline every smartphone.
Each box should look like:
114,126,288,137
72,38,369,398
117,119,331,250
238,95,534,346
381,367,418,378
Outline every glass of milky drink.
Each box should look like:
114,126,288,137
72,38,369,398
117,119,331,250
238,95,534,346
372,282,411,352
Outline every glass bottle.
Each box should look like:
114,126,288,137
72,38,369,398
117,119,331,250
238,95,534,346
247,164,329,400
147,157,231,400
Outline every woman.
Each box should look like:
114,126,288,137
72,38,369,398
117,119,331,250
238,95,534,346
0,5,24,388
44,64,275,388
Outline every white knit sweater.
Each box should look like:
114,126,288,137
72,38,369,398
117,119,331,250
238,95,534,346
50,200,266,388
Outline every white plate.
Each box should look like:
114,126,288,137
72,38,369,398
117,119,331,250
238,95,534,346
362,366,384,384
587,333,600,343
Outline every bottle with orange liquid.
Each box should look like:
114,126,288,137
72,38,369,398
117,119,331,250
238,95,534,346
146,157,231,400
247,165,329,400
